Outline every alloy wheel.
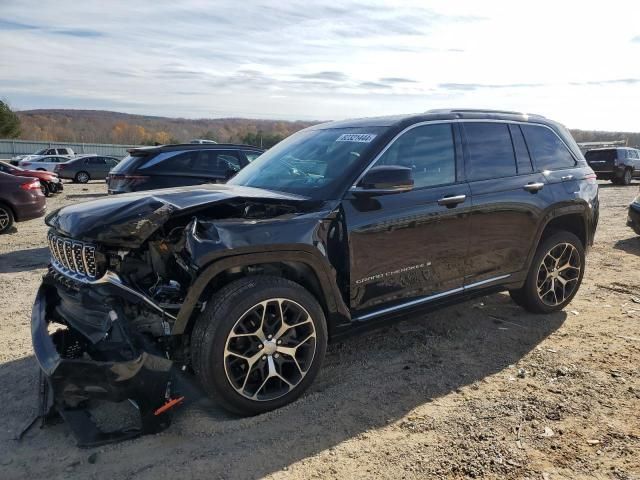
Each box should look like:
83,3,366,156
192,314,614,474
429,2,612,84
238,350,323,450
536,242,581,306
77,172,89,183
0,207,9,231
223,298,317,401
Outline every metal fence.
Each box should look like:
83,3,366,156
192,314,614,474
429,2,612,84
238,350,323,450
0,139,140,159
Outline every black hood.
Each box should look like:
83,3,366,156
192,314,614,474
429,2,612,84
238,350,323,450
46,184,310,247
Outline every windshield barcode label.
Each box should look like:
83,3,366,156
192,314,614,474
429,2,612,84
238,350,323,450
336,133,377,143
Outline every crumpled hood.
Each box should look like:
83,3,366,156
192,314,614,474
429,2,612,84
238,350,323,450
46,184,309,247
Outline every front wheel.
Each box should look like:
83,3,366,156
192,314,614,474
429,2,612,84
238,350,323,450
509,231,585,314
40,182,50,197
191,276,327,416
621,169,632,186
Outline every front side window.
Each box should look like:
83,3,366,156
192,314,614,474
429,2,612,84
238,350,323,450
375,123,456,188
229,127,386,199
521,124,576,170
464,123,517,181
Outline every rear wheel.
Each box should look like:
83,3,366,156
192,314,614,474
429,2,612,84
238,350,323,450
621,168,632,186
191,276,327,416
0,203,14,234
75,171,90,183
509,231,585,313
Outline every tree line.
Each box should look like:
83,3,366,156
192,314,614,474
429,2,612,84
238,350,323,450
1,102,639,149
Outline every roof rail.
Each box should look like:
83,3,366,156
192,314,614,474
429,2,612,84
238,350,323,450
426,108,545,117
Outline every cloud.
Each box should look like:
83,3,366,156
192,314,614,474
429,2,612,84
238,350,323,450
298,71,349,82
570,78,640,86
380,77,418,84
632,35,640,43
0,18,104,37
439,82,544,91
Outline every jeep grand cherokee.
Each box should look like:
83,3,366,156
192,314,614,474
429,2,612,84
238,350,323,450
32,109,598,445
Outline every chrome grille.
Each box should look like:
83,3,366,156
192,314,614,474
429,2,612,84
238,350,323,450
48,233,98,279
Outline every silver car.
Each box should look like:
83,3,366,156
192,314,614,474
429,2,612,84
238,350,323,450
17,155,72,172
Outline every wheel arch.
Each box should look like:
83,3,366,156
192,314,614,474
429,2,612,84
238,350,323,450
0,199,17,222
173,250,351,338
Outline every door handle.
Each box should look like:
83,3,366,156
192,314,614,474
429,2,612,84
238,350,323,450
523,182,544,192
561,175,574,181
437,194,467,207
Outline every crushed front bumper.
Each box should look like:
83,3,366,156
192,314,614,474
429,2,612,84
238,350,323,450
30,275,178,447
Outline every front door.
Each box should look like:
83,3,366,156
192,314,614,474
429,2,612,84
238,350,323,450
343,122,471,316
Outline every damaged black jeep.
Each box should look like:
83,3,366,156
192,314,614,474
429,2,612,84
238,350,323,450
32,110,598,445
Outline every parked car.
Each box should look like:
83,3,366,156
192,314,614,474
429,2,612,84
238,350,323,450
0,161,63,196
106,144,264,194
585,147,640,185
33,109,598,445
0,171,46,233
17,155,72,173
11,147,75,164
54,155,120,183
628,192,640,235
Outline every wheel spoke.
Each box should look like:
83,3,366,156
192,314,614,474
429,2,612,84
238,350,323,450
223,297,317,402
536,242,581,307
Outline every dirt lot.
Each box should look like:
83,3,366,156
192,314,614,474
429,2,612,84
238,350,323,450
0,181,639,480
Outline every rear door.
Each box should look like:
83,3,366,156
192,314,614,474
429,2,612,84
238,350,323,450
463,122,552,287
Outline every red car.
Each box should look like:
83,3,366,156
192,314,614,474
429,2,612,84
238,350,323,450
0,171,47,234
0,160,63,197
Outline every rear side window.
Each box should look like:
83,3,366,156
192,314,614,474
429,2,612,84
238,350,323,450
631,150,639,159
140,149,241,176
521,125,576,170
111,155,143,173
376,123,456,188
464,123,516,181
57,148,69,155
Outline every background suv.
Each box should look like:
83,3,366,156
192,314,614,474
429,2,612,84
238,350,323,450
585,147,640,185
34,109,597,442
106,143,264,194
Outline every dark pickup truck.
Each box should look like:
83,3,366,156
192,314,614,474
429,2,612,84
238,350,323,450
32,109,598,446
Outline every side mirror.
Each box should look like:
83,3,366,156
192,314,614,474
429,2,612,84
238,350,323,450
352,165,414,195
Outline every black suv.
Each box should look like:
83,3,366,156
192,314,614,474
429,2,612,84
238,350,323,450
585,147,640,185
32,109,598,444
106,143,264,194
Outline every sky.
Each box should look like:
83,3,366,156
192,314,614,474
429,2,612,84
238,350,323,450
1,0,640,130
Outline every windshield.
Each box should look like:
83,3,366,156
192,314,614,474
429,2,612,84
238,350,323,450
34,148,48,155
228,127,385,199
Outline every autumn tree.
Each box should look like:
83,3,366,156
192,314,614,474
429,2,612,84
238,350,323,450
0,100,21,138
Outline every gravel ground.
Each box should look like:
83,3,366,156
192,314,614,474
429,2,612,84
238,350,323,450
0,181,639,480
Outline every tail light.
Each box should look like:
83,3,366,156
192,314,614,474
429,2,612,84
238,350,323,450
20,179,41,191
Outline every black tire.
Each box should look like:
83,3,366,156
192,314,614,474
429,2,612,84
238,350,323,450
621,169,632,186
36,168,47,171
40,182,50,197
191,276,328,416
75,171,90,183
509,231,585,314
0,203,15,234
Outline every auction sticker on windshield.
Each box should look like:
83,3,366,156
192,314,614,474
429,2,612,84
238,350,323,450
336,133,377,143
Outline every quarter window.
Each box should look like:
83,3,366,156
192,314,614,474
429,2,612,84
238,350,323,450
464,123,517,181
376,123,456,188
521,125,576,170
509,124,533,174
